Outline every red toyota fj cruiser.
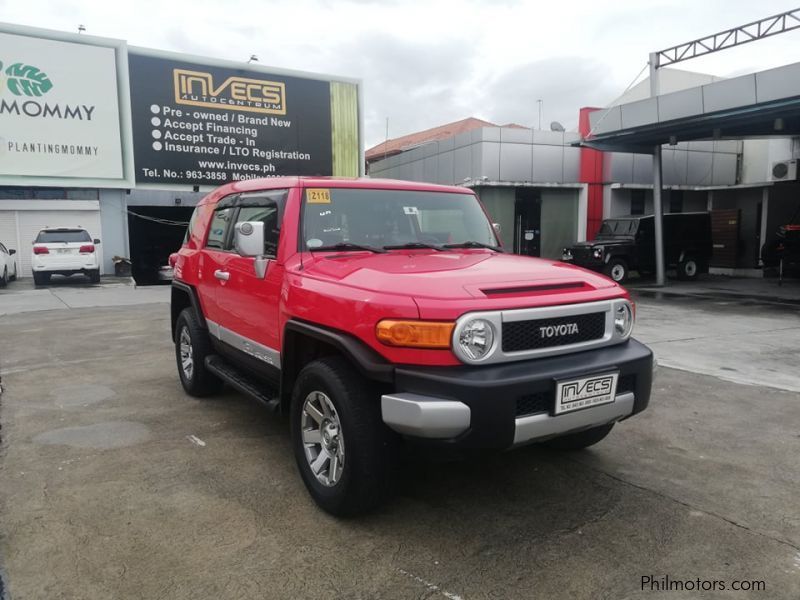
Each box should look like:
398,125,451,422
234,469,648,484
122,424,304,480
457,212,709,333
171,177,653,515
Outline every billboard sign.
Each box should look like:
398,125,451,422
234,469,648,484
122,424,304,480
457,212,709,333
0,30,126,181
129,53,338,186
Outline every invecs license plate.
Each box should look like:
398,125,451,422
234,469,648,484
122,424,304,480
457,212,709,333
554,372,618,415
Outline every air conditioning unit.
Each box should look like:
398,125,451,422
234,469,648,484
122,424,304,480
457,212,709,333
770,159,798,181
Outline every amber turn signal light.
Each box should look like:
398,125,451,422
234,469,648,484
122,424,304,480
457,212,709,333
375,320,454,349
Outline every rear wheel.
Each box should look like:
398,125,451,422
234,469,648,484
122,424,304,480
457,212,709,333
604,258,628,284
33,272,50,286
174,308,223,397
542,423,615,450
677,256,699,280
89,269,101,284
291,356,395,516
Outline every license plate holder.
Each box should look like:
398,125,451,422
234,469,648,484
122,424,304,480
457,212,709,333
554,372,619,415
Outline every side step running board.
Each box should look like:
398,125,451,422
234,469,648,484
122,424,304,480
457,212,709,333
205,355,281,412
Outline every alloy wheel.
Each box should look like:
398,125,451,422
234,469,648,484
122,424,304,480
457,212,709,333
179,326,194,380
301,391,345,487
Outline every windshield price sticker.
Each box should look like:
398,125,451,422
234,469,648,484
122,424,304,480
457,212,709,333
403,206,419,215
307,189,332,204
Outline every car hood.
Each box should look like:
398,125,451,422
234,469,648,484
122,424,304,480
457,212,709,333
301,250,617,302
570,237,633,248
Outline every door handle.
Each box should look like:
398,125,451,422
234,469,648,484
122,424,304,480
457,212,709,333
214,270,230,281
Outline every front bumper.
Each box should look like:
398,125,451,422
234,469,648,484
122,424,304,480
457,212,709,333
381,338,653,449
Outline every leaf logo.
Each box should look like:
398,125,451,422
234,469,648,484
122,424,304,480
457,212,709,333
4,62,53,97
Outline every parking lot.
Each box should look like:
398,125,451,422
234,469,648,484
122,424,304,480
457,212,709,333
1,279,799,599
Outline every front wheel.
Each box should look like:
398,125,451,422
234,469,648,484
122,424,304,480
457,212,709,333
0,267,7,288
542,423,615,450
291,356,395,516
174,308,223,397
604,258,628,284
677,256,699,280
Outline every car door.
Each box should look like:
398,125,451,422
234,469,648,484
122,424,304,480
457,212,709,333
214,191,287,375
196,204,237,328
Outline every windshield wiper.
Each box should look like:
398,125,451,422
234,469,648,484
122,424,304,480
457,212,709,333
442,241,504,252
310,242,386,254
382,242,444,251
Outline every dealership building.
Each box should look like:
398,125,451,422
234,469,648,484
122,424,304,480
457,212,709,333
0,23,362,282
367,67,800,274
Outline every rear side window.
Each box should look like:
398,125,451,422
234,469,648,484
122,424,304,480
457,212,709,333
205,208,235,249
35,230,91,243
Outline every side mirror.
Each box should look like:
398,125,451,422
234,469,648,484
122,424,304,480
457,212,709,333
93,239,101,244
493,223,502,235
8,249,15,255
234,221,265,257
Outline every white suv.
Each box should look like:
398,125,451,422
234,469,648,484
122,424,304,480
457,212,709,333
32,228,101,285
0,242,18,287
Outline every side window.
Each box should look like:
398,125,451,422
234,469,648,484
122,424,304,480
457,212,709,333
205,207,235,249
184,207,200,244
236,204,280,256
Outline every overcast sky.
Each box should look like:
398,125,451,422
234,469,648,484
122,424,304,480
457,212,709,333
3,0,800,147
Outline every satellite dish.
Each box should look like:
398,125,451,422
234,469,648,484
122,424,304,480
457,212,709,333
550,121,565,132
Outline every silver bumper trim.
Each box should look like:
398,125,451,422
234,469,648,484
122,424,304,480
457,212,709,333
513,392,635,446
381,393,471,439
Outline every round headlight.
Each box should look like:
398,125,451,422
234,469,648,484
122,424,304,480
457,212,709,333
593,247,603,259
458,319,495,361
614,302,634,338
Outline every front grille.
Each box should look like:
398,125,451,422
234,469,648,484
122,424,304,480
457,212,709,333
516,390,551,417
502,312,606,353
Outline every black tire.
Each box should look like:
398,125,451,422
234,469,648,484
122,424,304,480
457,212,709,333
0,267,7,288
677,255,699,281
89,269,101,284
9,264,16,281
604,258,628,284
33,272,50,286
174,307,223,397
291,356,396,516
542,423,615,450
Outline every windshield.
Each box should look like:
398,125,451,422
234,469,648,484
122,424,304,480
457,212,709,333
35,229,91,243
301,188,498,250
597,219,639,237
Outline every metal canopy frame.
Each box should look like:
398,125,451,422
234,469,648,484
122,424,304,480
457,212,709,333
646,8,800,286
655,8,800,68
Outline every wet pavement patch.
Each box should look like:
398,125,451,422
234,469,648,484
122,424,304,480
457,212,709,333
50,384,116,408
32,421,151,449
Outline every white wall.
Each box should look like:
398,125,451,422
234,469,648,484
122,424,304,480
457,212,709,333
99,189,129,274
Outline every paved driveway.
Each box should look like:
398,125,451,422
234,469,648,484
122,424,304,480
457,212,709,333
0,284,798,598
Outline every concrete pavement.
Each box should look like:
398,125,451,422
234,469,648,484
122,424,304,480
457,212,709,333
1,284,799,598
0,277,170,317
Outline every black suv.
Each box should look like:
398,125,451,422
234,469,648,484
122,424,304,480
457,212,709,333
562,212,713,283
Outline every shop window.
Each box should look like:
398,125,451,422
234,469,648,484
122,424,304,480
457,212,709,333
670,191,683,213
630,190,645,215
